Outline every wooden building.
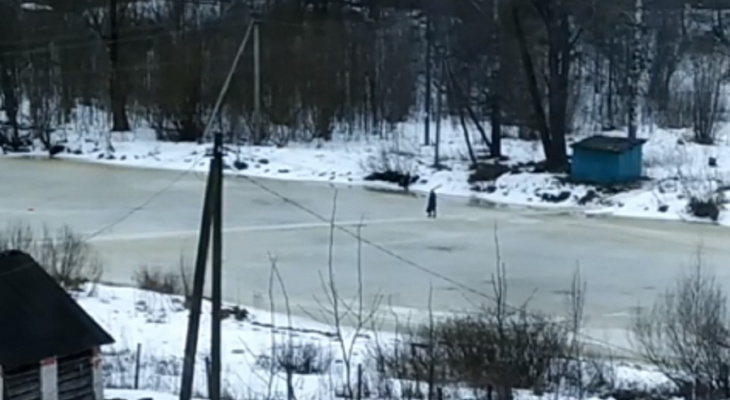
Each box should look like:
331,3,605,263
0,250,115,400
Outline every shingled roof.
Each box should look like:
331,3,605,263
571,135,647,153
0,250,114,369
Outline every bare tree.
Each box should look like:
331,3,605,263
689,49,727,145
631,252,730,399
83,0,131,132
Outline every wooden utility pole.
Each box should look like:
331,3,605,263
178,149,216,400
490,0,502,157
210,132,224,400
424,13,432,146
178,20,254,400
253,16,262,144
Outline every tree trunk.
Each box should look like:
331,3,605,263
447,67,478,165
108,0,130,132
512,6,553,163
458,104,478,166
545,9,570,171
490,93,502,158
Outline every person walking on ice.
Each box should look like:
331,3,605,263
426,185,441,218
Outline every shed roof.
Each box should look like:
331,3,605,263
571,135,647,154
0,250,114,369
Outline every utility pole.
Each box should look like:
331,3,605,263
627,0,643,140
178,20,254,400
253,15,262,145
210,131,223,400
178,147,216,400
423,13,432,146
489,0,502,158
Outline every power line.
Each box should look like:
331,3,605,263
0,15,405,59
0,152,208,276
83,154,208,240
0,158,645,363
0,16,253,58
0,152,208,243
233,173,644,358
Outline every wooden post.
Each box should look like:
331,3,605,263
134,343,142,389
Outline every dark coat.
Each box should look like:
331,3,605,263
426,190,437,213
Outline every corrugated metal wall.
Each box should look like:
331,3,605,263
5,365,41,400
57,351,94,400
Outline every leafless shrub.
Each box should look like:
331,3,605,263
133,257,193,303
102,345,185,393
439,311,567,396
0,222,102,290
133,265,182,295
631,252,730,399
373,308,569,399
273,342,333,375
0,222,36,252
689,51,727,145
38,226,103,290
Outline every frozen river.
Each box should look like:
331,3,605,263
2,156,729,357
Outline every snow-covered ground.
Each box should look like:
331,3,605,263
86,284,675,400
5,109,730,226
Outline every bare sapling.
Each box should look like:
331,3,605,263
366,296,406,400
550,267,588,400
265,254,280,400
269,253,304,400
309,191,382,398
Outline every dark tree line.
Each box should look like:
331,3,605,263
2,0,730,170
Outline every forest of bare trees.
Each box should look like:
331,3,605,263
3,0,730,171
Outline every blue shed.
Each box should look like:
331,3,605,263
570,135,646,185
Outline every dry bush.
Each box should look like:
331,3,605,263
0,222,102,290
133,266,182,295
132,259,193,303
371,262,582,400
440,312,566,395
631,254,730,399
372,311,570,400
